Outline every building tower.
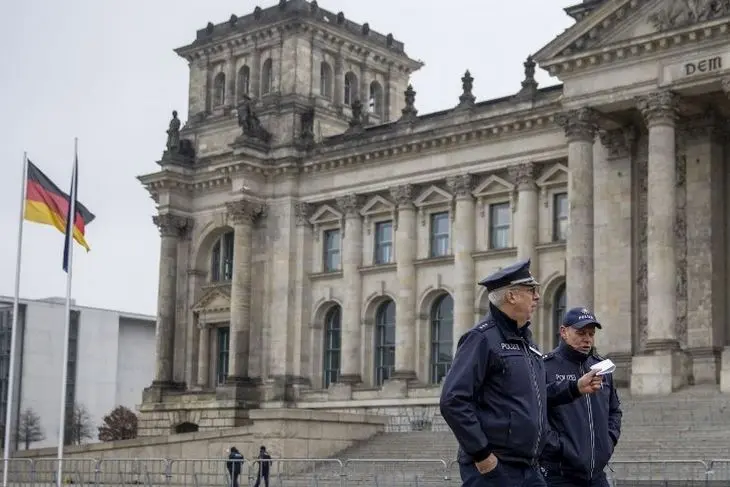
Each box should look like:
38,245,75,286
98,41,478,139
137,0,422,433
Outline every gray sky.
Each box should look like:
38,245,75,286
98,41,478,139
0,1,574,315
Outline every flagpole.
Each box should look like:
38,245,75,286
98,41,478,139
3,153,28,487
56,139,78,487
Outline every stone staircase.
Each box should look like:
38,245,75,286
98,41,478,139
275,386,730,486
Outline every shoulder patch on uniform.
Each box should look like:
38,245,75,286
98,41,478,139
543,351,557,361
476,321,496,332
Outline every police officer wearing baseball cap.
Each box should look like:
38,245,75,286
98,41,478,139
440,260,604,487
541,307,623,487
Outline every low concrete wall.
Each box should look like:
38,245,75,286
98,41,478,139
11,409,386,481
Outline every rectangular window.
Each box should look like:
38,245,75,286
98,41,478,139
553,192,569,242
429,212,450,258
489,202,511,249
323,229,341,272
373,221,393,265
216,327,230,385
222,232,234,280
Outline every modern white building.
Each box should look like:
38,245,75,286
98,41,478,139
0,296,155,450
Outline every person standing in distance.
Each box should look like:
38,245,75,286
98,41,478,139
439,259,603,487
541,307,623,487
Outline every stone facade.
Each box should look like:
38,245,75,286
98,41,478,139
138,0,730,435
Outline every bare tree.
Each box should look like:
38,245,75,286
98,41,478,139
65,403,94,446
97,405,138,442
17,408,45,449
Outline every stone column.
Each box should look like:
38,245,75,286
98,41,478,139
389,185,417,380
336,194,364,383
556,108,598,309
196,323,210,388
225,200,264,385
638,91,680,348
151,213,190,387
227,52,237,106
447,175,476,348
632,90,685,395
509,163,539,262
334,54,344,107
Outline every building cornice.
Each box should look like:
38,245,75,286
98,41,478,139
139,93,566,202
540,8,730,77
176,19,422,74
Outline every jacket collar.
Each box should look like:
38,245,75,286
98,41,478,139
557,339,592,363
490,302,532,342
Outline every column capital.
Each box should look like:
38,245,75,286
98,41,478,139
153,213,192,238
389,184,415,209
446,174,475,199
637,90,679,127
226,199,265,225
598,125,638,160
294,201,311,227
508,163,537,190
336,194,364,217
555,107,598,142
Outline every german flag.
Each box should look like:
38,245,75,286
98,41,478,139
24,160,95,250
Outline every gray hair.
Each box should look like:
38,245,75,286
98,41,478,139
488,286,518,306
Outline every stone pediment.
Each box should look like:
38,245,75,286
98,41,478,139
414,185,452,208
309,204,342,225
534,0,730,75
472,175,514,198
192,285,231,313
360,195,394,216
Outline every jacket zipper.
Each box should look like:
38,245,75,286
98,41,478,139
522,341,543,459
581,363,596,477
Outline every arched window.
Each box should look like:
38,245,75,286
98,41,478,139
344,72,358,105
174,422,199,434
323,306,342,388
261,58,273,95
553,283,566,348
430,294,454,384
320,62,333,99
369,81,383,118
213,72,226,107
237,65,250,99
374,300,396,386
210,231,234,282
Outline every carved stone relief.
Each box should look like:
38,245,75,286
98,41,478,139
675,131,688,349
635,136,649,350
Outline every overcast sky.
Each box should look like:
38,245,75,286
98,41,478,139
0,1,574,316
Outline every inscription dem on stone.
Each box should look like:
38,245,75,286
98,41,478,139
684,56,722,76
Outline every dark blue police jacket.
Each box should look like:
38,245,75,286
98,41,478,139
541,341,623,481
439,303,582,467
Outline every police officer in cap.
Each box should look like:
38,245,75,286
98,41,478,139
440,259,603,487
541,307,623,487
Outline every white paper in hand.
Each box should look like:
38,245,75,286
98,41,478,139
590,359,616,376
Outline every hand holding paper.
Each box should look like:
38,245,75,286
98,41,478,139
590,358,616,376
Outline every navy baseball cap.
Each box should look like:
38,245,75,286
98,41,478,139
563,307,602,329
478,259,539,292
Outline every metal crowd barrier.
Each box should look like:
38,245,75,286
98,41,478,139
2,458,730,487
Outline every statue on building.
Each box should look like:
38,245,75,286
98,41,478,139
236,95,272,144
160,110,195,165
299,108,315,148
166,111,181,151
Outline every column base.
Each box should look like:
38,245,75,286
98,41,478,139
142,381,185,403
260,375,311,403
215,376,262,405
719,347,730,393
630,348,689,396
687,347,721,385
